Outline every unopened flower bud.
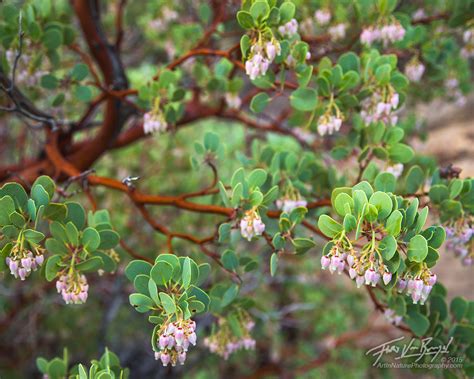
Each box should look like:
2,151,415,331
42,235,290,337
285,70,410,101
178,351,187,365
160,352,171,366
159,335,169,349
174,328,184,346
383,271,392,285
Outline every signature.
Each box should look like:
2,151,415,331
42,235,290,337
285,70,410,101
366,336,454,366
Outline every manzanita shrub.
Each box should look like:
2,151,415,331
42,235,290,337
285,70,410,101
0,0,473,377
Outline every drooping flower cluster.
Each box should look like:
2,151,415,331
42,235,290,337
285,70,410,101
245,41,281,80
276,197,307,213
322,245,393,287
445,78,467,107
6,248,44,281
321,241,437,305
278,19,299,38
317,113,343,136
445,220,473,266
404,59,425,82
396,272,437,305
154,319,197,367
360,90,399,125
225,93,242,110
56,273,89,304
143,111,167,134
321,240,436,304
328,23,347,41
314,9,331,26
360,22,406,46
461,28,474,59
383,308,403,326
204,314,256,360
385,163,404,178
240,208,265,241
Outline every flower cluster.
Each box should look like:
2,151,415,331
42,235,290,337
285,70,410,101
154,319,197,367
360,22,406,46
321,242,437,305
245,41,281,80
328,23,347,40
384,308,403,326
314,9,331,26
461,29,474,59
278,19,298,38
322,245,392,287
225,93,242,110
56,273,89,304
276,197,307,213
317,113,343,136
445,220,473,266
360,90,399,125
404,59,425,82
385,163,404,178
6,249,44,281
445,78,467,107
204,315,256,360
143,111,167,134
397,272,437,305
240,209,265,241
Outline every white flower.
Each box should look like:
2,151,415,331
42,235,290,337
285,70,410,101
245,51,270,80
360,90,399,126
317,115,343,136
412,9,427,22
405,61,425,82
7,251,44,280
56,273,89,305
314,10,331,26
384,309,402,325
360,23,405,46
328,23,347,40
155,319,197,367
143,112,167,134
225,93,241,109
162,7,178,22
380,23,405,45
360,27,380,45
463,29,473,43
264,41,281,61
385,163,404,178
240,211,265,241
461,30,474,59
276,198,307,213
278,18,299,37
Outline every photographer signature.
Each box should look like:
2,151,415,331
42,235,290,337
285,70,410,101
366,336,454,365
